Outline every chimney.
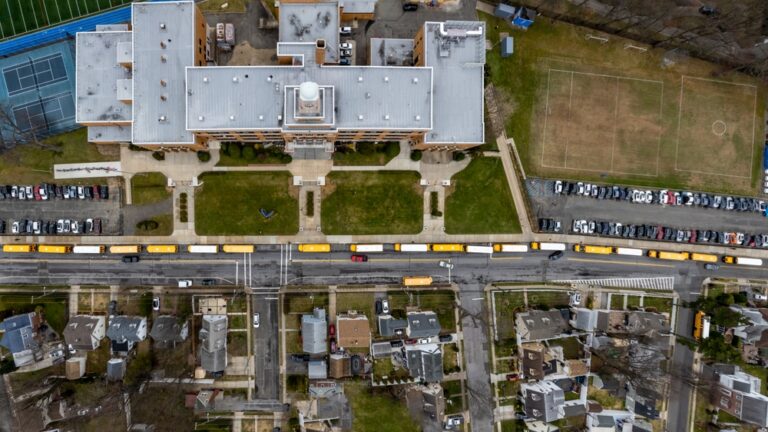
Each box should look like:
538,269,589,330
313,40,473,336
315,39,325,65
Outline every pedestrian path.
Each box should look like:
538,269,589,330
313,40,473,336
553,276,675,291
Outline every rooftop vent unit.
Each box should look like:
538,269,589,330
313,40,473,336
232,76,238,83
229,115,235,121
358,76,363,82
158,115,167,122
198,116,204,121
415,115,421,121
358,114,364,120
384,114,390,120
203,77,209,83
159,23,166,30
384,76,389,82
412,77,419,84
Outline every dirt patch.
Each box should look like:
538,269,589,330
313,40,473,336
227,42,277,66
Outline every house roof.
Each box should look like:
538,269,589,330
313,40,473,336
150,315,187,343
741,393,768,427
516,310,570,341
107,358,126,380
521,380,565,423
371,341,393,359
0,312,37,354
63,315,104,349
378,315,407,337
302,308,327,354
329,353,351,379
106,316,145,342
626,311,670,336
521,343,546,380
563,401,586,418
200,346,227,373
405,344,443,383
308,360,328,380
336,314,370,348
200,315,227,352
406,311,441,338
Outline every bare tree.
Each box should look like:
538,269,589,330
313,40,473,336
0,104,62,154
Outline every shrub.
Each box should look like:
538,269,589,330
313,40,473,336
136,219,159,231
197,151,211,162
430,191,442,217
306,191,314,217
180,210,188,223
384,141,400,158
152,151,165,161
129,144,150,152
221,142,230,155
357,142,375,155
229,143,243,158
242,145,256,160
410,150,422,161
452,152,466,161
281,153,293,163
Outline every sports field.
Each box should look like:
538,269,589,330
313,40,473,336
481,12,766,195
0,0,133,40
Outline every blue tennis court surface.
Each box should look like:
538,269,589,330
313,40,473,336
3,53,68,96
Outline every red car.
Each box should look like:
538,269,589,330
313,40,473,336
93,185,100,200
405,338,417,345
33,186,41,200
351,254,368,262
329,323,336,337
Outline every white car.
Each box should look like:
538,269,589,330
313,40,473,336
63,187,70,199
11,221,19,234
339,42,352,50
10,185,17,198
554,180,563,194
339,26,352,35
253,313,260,328
584,184,592,195
572,219,582,233
644,190,653,203
439,260,455,270
576,182,584,195
25,186,32,198
659,189,668,205
71,220,79,234
178,280,192,288
56,219,64,233
18,187,26,200
418,338,430,344
32,221,40,234
152,297,160,311
77,186,85,199
382,299,390,314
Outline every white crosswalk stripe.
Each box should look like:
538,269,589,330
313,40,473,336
553,276,674,291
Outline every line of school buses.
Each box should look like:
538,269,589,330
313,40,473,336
2,241,763,267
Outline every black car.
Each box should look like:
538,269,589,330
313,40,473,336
439,334,453,342
122,255,140,263
390,340,404,348
548,251,563,261
402,2,418,11
202,279,217,286
100,185,109,199
375,300,383,315
84,186,92,199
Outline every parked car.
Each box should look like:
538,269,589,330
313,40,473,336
390,339,404,348
339,26,352,35
382,299,390,314
329,323,336,337
402,1,418,11
339,42,352,50
202,279,216,286
438,334,453,342
375,300,383,315
253,313,260,328
122,255,140,263
439,260,454,270
152,297,160,311
351,254,368,262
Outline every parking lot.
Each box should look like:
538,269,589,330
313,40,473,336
528,178,768,245
0,183,122,236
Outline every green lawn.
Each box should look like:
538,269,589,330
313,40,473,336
0,128,114,183
322,171,423,235
332,142,400,166
643,296,674,314
445,157,520,234
0,292,68,333
283,293,328,315
195,172,299,235
345,382,420,432
131,173,170,205
336,292,375,317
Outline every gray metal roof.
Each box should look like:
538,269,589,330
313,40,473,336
369,38,414,67
200,315,227,352
131,1,195,144
340,0,376,14
87,125,132,142
742,393,768,427
107,358,126,381
278,0,339,63
422,21,484,145
185,60,432,132
75,31,132,124
308,360,328,379
406,312,441,338
201,346,227,373
302,309,328,354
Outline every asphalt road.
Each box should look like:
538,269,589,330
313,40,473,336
1,248,759,431
252,292,280,400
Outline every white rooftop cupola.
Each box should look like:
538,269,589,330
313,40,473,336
297,81,321,116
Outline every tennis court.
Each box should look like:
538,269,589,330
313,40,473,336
0,0,134,40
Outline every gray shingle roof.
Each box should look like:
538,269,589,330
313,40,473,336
106,316,145,342
515,310,570,341
378,315,407,337
407,312,441,338
150,315,188,345
406,344,443,383
63,315,104,350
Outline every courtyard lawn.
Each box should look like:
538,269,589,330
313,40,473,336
195,172,299,235
445,157,520,234
131,172,170,205
322,171,422,235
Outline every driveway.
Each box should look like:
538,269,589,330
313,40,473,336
252,293,280,400
458,284,494,432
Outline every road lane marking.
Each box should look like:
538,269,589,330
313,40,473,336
0,258,237,265
567,257,675,268
490,256,524,261
291,258,445,263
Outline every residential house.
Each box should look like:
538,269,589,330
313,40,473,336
520,380,565,423
329,353,352,379
149,316,189,348
371,341,393,359
521,342,557,380
199,315,227,374
586,411,638,432
106,316,147,355
406,312,441,339
65,357,86,380
309,360,328,380
378,315,407,337
710,364,768,427
571,308,598,332
63,315,105,351
405,344,443,383
625,311,670,337
406,384,445,427
625,383,659,419
199,298,227,315
515,310,570,342
302,308,327,354
336,313,371,349
0,312,41,367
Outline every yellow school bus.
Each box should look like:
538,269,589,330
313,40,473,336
693,311,711,340
38,244,72,254
109,245,141,254
691,253,718,263
2,244,35,253
573,244,612,255
146,245,178,254
222,244,255,253
403,276,433,286
430,243,464,253
647,250,690,261
298,243,331,253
